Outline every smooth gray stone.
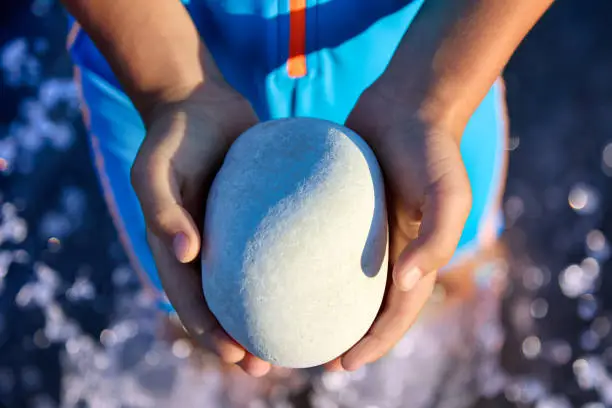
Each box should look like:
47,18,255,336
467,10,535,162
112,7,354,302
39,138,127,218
202,118,388,368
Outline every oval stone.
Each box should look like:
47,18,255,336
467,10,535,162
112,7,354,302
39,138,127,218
202,118,388,368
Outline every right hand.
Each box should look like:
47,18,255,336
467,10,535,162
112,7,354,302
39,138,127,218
130,80,271,377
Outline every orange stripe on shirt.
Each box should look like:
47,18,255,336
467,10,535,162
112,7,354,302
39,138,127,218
66,22,81,52
288,0,307,78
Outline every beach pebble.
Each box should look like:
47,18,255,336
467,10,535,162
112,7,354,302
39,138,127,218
202,118,388,368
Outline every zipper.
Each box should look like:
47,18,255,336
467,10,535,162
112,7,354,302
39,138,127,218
288,0,307,78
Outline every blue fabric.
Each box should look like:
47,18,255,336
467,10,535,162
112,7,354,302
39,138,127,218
69,0,506,312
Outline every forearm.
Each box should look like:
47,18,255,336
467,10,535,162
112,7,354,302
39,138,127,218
378,0,553,138
63,0,223,121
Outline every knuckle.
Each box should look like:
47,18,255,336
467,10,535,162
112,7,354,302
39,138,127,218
393,297,415,316
147,207,176,238
458,174,473,214
458,190,473,218
427,240,455,267
453,179,473,208
446,185,472,222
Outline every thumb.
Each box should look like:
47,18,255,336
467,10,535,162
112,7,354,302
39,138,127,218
393,176,472,292
131,155,201,263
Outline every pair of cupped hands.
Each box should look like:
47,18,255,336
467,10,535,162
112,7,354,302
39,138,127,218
130,76,472,377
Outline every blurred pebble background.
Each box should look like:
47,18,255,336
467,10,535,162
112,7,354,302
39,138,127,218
1,0,612,407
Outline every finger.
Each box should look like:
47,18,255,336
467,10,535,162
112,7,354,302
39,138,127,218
131,153,200,263
341,271,437,371
148,231,246,364
394,171,472,291
323,358,345,372
208,329,246,364
238,354,272,377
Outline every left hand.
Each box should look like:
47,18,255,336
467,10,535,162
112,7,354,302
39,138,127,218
325,81,473,371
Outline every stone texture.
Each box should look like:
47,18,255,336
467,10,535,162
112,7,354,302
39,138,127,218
201,118,388,368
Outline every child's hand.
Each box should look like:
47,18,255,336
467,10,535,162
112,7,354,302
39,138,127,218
328,83,473,371
130,81,272,377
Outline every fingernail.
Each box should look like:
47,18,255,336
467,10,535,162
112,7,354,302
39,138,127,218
250,364,271,378
398,267,423,291
327,365,345,372
173,232,190,263
324,360,345,372
210,330,246,364
240,358,271,378
340,357,362,372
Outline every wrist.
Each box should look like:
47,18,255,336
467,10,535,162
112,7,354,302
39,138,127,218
370,73,473,145
139,75,238,129
143,78,256,150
